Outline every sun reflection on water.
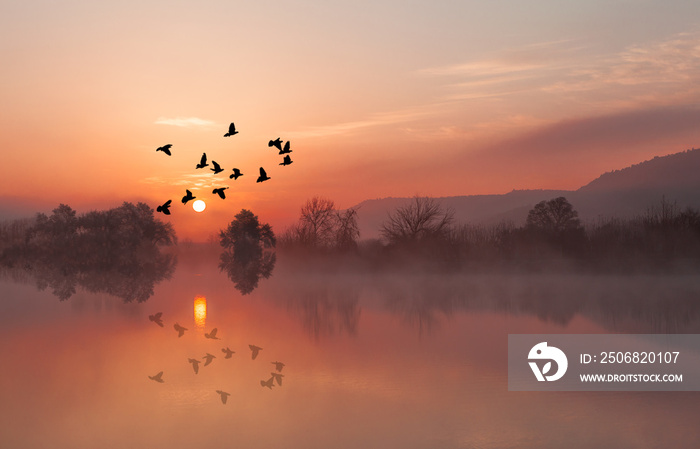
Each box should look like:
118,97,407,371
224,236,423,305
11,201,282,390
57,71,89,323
194,295,207,329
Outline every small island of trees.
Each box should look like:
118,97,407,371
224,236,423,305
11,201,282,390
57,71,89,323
0,202,176,301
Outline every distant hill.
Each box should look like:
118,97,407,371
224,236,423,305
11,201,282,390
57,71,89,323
0,197,50,223
579,148,700,193
353,148,700,239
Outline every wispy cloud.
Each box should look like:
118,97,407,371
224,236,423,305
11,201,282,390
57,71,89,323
422,31,700,108
419,39,584,78
141,173,222,189
154,117,217,128
543,31,700,94
287,106,441,139
419,61,545,78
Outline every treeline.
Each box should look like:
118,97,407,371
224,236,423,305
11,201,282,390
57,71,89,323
0,202,177,301
279,196,700,272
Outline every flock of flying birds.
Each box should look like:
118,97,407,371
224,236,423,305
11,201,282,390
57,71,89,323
147,311,286,405
155,122,294,215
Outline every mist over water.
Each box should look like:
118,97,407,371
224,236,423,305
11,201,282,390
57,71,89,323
1,247,700,449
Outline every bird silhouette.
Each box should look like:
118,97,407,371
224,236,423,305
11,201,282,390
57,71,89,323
149,312,164,327
222,347,235,359
249,344,263,360
203,353,216,366
188,358,201,374
229,168,243,180
279,141,292,154
205,328,220,340
212,187,229,199
224,122,238,137
256,167,270,183
216,390,231,404
279,155,293,166
156,200,172,215
173,323,188,338
156,144,172,156
148,371,164,383
196,153,209,169
181,190,196,205
268,138,282,151
271,361,285,372
270,372,284,386
211,160,224,174
260,377,275,389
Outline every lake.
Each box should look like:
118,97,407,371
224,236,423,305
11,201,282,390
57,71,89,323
1,248,699,448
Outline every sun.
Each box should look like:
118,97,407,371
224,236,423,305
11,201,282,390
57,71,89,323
192,199,206,212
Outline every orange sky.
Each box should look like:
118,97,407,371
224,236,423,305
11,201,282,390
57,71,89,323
1,1,700,240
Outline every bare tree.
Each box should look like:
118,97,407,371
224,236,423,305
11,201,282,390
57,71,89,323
280,197,361,251
380,196,454,246
299,196,337,248
335,207,360,251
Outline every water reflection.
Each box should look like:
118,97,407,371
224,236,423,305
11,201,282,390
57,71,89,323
219,249,275,295
193,296,207,329
267,268,700,339
268,279,361,340
374,274,700,335
4,251,700,449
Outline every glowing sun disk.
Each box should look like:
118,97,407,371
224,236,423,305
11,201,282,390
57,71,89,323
192,200,206,212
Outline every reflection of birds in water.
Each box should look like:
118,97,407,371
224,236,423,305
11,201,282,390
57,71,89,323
271,361,285,372
224,122,238,137
148,371,164,383
249,345,263,360
229,168,243,180
279,141,292,154
203,353,216,366
222,347,235,359
173,323,188,337
279,155,293,166
156,200,172,215
216,390,231,404
205,328,220,339
260,377,275,389
256,167,270,183
212,187,229,199
211,160,224,174
196,153,209,169
268,138,282,151
156,144,172,156
181,190,196,205
188,358,201,374
270,372,284,386
149,312,164,327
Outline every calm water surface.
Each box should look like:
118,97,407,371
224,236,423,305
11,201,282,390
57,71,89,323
1,252,700,448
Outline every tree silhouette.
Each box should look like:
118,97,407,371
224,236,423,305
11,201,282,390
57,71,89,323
281,197,360,251
525,197,582,235
523,196,585,257
380,196,454,246
299,196,337,248
220,209,275,258
219,209,276,294
334,207,360,251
